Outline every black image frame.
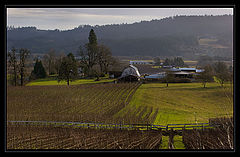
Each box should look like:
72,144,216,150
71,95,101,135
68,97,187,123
1,0,239,155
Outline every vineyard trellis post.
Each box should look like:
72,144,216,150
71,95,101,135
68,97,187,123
168,128,175,149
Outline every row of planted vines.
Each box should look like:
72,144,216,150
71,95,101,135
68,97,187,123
7,83,150,124
7,82,233,150
182,117,233,149
7,124,162,149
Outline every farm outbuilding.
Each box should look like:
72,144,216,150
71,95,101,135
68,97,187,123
144,72,166,79
171,71,194,78
118,64,141,82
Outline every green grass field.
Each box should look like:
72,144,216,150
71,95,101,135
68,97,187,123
115,82,233,125
26,77,116,86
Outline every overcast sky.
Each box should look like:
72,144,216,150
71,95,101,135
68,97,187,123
7,8,233,30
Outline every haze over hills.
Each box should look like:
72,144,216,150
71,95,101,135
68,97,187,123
7,15,233,60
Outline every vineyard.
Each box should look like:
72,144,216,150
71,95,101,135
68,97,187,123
7,83,149,124
182,117,233,149
7,124,162,149
6,82,234,150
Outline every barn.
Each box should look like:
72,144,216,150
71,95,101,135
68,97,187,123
118,64,141,82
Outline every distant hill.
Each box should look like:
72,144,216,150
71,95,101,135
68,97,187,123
7,15,233,59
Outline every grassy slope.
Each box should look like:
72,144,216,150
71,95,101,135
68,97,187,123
117,82,233,125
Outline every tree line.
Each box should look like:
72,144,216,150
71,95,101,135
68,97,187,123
196,62,233,88
7,29,117,86
7,15,232,59
152,56,185,67
7,48,31,86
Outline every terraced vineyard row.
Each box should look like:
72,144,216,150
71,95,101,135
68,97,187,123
7,124,162,149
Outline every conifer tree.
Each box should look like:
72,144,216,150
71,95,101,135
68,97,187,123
30,59,47,79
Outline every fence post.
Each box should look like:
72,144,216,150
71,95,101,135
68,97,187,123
168,128,175,149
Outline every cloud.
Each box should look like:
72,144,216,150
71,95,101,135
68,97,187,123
7,8,233,30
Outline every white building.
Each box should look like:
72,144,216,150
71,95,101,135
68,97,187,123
129,60,152,65
118,64,141,81
145,72,166,79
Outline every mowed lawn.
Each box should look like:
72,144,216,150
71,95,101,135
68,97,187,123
117,82,233,125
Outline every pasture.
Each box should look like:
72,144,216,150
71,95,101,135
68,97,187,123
115,82,233,125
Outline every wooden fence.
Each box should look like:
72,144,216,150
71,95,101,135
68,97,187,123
7,120,220,132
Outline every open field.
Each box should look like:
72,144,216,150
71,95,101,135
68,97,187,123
115,82,233,125
198,38,229,49
184,60,198,66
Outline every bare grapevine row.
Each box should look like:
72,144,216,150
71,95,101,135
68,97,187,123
7,124,162,149
182,117,233,149
7,83,151,124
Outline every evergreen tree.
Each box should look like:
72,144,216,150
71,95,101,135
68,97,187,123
88,29,97,45
79,29,99,76
30,59,47,79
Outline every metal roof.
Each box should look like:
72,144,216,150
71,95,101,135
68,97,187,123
172,71,193,75
119,64,141,79
129,64,141,76
179,68,196,71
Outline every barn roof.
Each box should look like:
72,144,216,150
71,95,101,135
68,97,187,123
179,68,196,71
119,64,141,79
172,71,193,75
133,64,164,75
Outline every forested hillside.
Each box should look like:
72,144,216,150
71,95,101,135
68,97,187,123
7,15,233,59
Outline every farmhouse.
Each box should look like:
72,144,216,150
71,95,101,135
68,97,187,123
118,64,141,82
